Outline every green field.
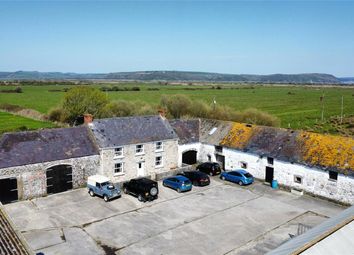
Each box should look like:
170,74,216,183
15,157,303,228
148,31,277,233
0,84,353,131
0,111,56,134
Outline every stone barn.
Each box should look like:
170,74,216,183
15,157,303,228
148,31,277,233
0,126,99,203
171,118,354,205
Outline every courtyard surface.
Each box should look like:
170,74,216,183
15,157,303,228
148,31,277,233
5,178,345,255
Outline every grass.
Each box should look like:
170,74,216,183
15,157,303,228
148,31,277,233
0,111,56,134
0,83,353,131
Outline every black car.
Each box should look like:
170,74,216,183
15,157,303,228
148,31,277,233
123,177,158,202
196,162,222,176
177,171,210,186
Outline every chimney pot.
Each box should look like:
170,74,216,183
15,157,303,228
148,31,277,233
83,114,93,124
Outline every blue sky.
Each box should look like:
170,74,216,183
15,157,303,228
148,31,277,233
0,1,353,76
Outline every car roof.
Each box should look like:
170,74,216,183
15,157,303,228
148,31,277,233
233,169,248,174
171,175,190,181
185,171,206,176
133,177,156,184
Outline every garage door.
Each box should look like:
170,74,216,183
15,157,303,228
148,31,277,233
0,178,18,204
46,165,73,195
182,150,197,165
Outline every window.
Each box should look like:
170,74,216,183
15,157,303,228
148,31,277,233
240,162,248,169
267,157,274,165
329,171,338,181
114,162,124,175
114,147,123,157
136,144,144,154
215,145,223,153
155,156,163,167
155,141,163,151
294,175,302,184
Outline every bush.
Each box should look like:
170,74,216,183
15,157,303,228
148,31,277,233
236,108,280,127
160,95,192,118
61,87,109,124
48,108,65,122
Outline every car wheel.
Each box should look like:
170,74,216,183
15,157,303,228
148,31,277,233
89,190,95,197
138,194,144,202
150,187,158,196
193,181,198,186
103,195,109,202
221,176,226,181
177,188,181,193
238,181,243,186
123,187,128,194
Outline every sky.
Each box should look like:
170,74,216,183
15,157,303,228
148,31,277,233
0,1,353,76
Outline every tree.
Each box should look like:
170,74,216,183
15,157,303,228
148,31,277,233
61,87,109,124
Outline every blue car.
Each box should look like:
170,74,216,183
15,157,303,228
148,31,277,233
163,175,192,193
220,170,254,186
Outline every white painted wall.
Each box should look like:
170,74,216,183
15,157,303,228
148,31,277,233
177,142,201,167
180,142,354,205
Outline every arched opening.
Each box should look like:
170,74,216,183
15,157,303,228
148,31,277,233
182,150,197,165
46,164,73,195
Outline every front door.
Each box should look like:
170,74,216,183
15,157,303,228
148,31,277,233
215,154,225,170
137,162,145,177
265,167,274,184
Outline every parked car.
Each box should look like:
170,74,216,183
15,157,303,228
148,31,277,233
163,175,192,193
123,177,158,202
87,175,121,202
177,171,210,186
196,162,222,176
220,170,254,186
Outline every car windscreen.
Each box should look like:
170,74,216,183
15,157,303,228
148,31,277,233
244,173,253,178
183,180,192,185
102,182,115,190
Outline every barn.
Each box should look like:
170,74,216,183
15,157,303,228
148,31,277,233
0,126,99,204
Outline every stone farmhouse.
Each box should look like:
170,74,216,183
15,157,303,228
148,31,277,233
88,115,179,182
0,115,353,205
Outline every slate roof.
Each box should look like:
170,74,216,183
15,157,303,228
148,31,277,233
191,119,354,174
0,126,99,169
90,115,178,148
169,119,200,144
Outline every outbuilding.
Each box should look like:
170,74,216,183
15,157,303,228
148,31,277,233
0,126,99,203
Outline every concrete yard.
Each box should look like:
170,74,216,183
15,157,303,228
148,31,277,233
5,178,345,255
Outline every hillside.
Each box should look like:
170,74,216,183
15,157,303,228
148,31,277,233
0,71,342,84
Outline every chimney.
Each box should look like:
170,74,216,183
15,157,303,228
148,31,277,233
83,114,93,124
158,109,166,119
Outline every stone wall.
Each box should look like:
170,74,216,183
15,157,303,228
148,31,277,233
0,155,99,200
99,139,179,183
189,143,354,205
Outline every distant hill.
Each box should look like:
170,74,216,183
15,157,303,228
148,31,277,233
0,70,343,84
339,77,354,84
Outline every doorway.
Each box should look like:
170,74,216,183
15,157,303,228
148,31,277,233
265,166,274,184
137,162,145,176
215,154,225,170
182,150,197,165
46,165,73,195
0,178,18,204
